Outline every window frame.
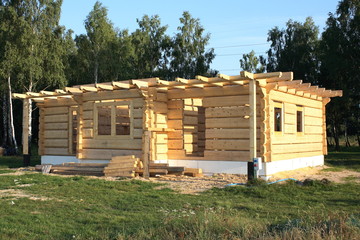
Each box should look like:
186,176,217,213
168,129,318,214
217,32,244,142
273,101,283,135
94,101,133,139
296,105,304,135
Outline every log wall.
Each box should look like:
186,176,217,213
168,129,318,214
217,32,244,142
269,90,324,161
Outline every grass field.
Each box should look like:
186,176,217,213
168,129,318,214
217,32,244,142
0,149,358,239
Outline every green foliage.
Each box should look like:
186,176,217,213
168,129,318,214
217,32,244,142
239,50,266,73
266,17,320,84
168,11,216,80
320,0,360,150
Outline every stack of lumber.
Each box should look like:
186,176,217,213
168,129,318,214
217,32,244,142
103,155,142,177
35,155,203,178
35,162,107,176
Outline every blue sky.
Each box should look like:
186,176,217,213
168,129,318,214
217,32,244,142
60,0,340,76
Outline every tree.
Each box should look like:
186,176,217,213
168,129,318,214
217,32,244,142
239,50,266,73
169,11,216,79
131,15,170,79
0,0,67,157
266,17,320,84
78,1,117,84
319,0,360,149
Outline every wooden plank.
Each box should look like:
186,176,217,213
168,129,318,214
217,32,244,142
43,107,69,115
43,147,70,155
167,149,186,159
206,117,249,128
133,129,143,139
82,89,141,102
304,107,322,117
167,130,183,139
83,110,93,120
168,109,183,119
205,106,250,118
44,114,68,123
183,116,198,125
206,128,251,139
155,144,168,154
142,130,150,178
44,98,77,107
168,85,249,99
305,116,323,126
151,102,167,113
167,120,183,129
272,134,323,144
203,95,249,107
304,126,323,134
249,79,257,160
44,139,68,148
22,99,30,155
44,122,68,130
204,150,250,161
82,139,142,150
168,139,183,149
81,149,142,160
133,108,143,118
206,139,259,151
83,129,93,138
168,100,184,109
270,90,323,109
272,150,323,161
272,142,323,154
44,130,68,139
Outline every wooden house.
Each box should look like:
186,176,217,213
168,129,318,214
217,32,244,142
13,71,342,177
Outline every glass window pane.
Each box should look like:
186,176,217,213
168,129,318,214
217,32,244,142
274,107,282,132
116,105,130,135
98,106,111,135
297,110,303,132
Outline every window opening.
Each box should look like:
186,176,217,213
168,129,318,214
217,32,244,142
296,106,304,132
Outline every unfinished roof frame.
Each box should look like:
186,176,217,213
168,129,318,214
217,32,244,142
13,71,342,175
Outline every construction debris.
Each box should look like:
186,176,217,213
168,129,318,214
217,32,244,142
35,155,203,178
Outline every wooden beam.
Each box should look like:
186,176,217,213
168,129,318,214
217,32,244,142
249,79,257,160
40,91,57,96
240,71,254,79
95,83,114,91
12,93,27,99
65,87,83,95
26,92,41,97
80,86,98,92
22,99,30,155
55,89,66,94
254,72,282,79
112,81,130,89
217,74,244,81
277,80,303,87
266,72,293,82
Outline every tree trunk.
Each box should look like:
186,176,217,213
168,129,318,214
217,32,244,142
2,92,8,147
344,122,351,147
8,75,18,153
332,124,340,151
357,133,360,147
94,59,99,84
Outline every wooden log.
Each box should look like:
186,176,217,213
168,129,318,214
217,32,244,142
82,139,142,150
203,95,249,108
168,85,249,99
206,117,249,128
43,107,69,115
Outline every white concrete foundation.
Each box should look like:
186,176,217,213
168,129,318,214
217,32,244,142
156,155,324,176
42,154,324,177
41,156,110,165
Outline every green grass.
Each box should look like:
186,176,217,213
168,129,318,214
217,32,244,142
0,172,358,239
0,148,358,239
325,146,360,172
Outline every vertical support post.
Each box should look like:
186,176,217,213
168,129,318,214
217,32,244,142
22,98,31,166
143,130,150,179
74,96,83,159
249,79,257,179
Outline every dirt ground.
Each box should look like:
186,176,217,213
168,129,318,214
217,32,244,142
141,165,360,194
1,165,359,195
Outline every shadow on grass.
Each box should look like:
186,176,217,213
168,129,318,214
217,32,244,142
0,155,40,169
325,146,360,172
